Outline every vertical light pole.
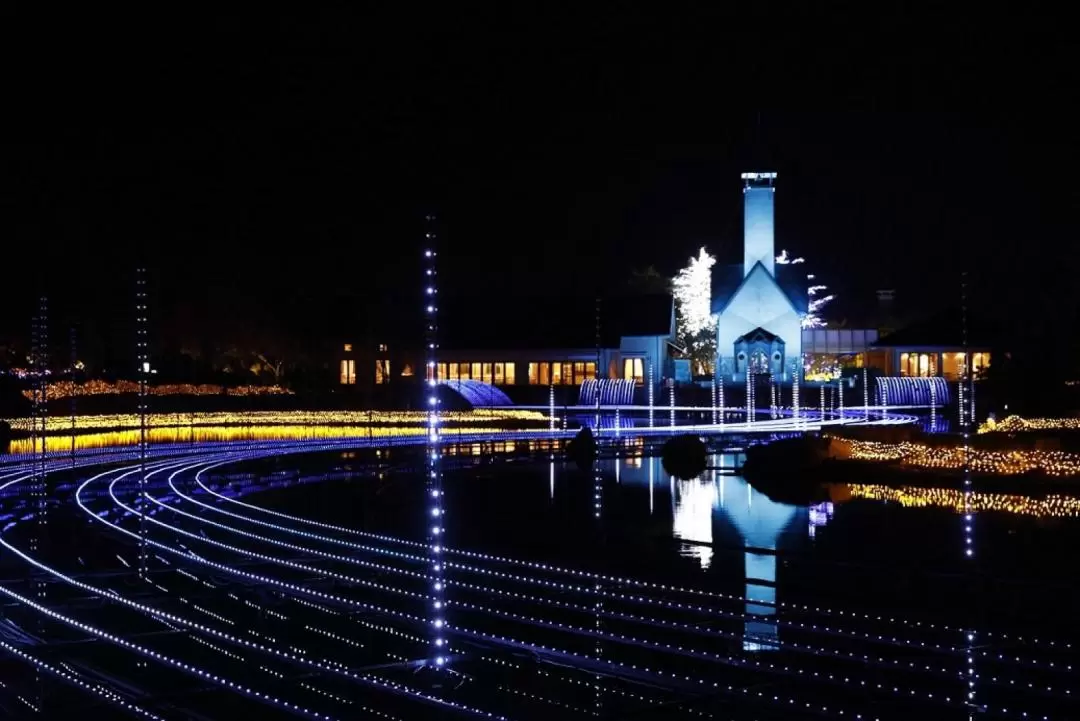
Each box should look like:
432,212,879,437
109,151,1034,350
668,378,675,429
930,377,937,429
548,382,556,433
837,377,844,420
718,362,726,427
595,298,601,434
69,327,77,470
423,219,447,669
30,297,48,713
647,361,654,428
136,269,149,582
711,372,717,425
959,269,977,718
820,385,826,423
863,367,869,420
792,359,800,422
745,367,753,425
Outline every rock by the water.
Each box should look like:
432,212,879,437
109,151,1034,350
566,426,598,470
661,435,707,480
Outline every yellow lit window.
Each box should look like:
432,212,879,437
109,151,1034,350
471,363,481,381
343,343,352,352
494,363,505,385
585,361,596,379
623,358,644,384
539,362,550,385
339,359,356,385
551,362,562,385
375,359,390,384
972,352,991,376
400,363,414,377
437,363,446,380
528,362,539,384
562,362,574,385
448,363,460,381
482,363,493,383
573,362,585,381
504,362,515,385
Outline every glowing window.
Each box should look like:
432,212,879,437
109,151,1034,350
623,358,644,384
504,362,516,385
378,343,388,352
972,352,991,376
343,343,352,352
458,363,471,380
471,363,481,381
528,363,538,384
573,362,585,380
339,359,356,385
448,363,460,381
437,363,446,380
539,362,550,385
561,362,574,385
375,359,390,384
551,362,562,385
482,363,493,383
400,363,414,377
494,363,504,385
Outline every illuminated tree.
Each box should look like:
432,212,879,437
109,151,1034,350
672,247,717,374
776,249,835,329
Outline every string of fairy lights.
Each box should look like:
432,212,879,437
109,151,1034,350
979,415,1080,434
423,228,448,669
4,408,546,433
0,443,1071,720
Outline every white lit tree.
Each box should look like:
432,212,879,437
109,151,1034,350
672,247,717,374
776,249,835,329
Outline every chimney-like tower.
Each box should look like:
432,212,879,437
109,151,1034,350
742,172,777,277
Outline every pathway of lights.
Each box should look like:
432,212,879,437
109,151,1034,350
845,484,1080,519
840,437,1080,476
0,442,1073,719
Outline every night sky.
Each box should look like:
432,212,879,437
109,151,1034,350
2,11,1077,357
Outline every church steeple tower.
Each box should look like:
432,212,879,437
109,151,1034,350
741,171,777,277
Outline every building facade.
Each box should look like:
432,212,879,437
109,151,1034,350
713,173,807,384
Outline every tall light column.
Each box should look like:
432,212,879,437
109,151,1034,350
423,219,447,668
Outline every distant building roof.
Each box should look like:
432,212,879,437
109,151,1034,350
872,312,996,349
440,293,673,351
710,263,809,316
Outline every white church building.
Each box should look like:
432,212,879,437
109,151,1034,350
712,172,808,384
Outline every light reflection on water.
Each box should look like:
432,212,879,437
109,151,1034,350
615,453,809,651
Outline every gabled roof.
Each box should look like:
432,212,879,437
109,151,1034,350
710,262,809,316
735,326,784,345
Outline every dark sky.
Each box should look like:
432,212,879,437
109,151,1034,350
1,10,1077,355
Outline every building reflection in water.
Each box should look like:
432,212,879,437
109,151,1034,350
616,453,820,652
